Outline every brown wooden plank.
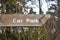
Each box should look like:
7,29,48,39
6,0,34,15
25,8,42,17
0,14,51,27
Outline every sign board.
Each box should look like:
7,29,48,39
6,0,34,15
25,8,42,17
0,14,51,27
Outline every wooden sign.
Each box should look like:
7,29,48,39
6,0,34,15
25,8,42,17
0,14,51,27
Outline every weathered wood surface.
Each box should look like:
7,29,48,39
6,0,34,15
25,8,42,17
0,14,51,27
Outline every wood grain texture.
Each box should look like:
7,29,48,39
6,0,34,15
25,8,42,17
0,14,51,27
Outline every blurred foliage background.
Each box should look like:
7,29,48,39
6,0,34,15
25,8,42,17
0,0,24,14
